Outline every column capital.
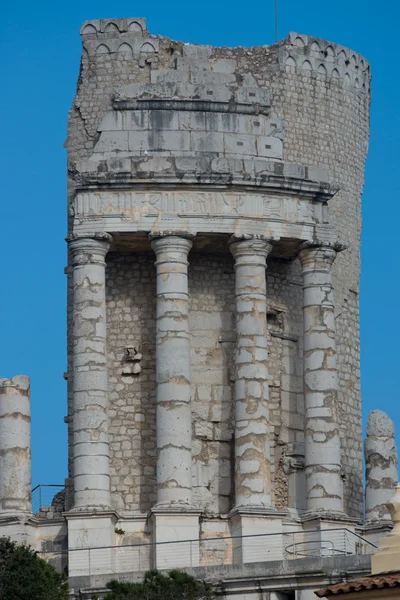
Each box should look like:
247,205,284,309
149,230,195,241
229,235,273,261
67,232,112,266
150,232,194,256
298,241,345,272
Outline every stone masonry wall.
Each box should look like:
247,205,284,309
68,21,370,518
105,252,304,514
106,253,157,513
189,254,235,516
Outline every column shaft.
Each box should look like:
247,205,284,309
151,235,193,506
229,237,273,508
0,376,31,514
69,233,111,510
298,244,343,514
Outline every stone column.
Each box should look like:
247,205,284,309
298,244,343,515
365,410,398,522
229,236,273,508
0,376,31,515
151,234,194,506
68,233,112,511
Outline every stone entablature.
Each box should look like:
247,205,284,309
72,188,337,250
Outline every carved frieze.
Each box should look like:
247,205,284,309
72,189,339,245
74,190,314,222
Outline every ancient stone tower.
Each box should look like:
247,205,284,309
64,18,371,568
4,16,400,599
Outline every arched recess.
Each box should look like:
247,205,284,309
104,22,119,33
96,44,110,55
140,42,156,53
118,43,133,59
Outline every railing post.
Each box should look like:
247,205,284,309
293,532,296,559
39,485,42,511
88,548,91,578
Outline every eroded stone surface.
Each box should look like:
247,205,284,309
229,236,273,508
298,245,343,515
68,233,112,510
151,235,194,506
0,376,31,514
365,410,398,522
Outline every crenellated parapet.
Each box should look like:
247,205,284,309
80,18,159,59
281,33,370,92
77,19,370,94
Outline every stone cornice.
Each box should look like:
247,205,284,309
72,156,338,202
113,98,270,116
73,174,337,202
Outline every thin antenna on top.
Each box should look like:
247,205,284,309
275,0,279,42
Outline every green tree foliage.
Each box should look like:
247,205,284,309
104,569,214,600
0,537,68,600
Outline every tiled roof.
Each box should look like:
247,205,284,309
315,572,400,597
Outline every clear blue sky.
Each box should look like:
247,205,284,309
1,0,399,486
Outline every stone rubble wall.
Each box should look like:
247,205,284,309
106,252,305,514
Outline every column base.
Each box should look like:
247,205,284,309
67,504,112,512
66,510,118,577
228,506,286,564
0,513,36,546
301,511,358,558
301,509,353,523
149,504,201,570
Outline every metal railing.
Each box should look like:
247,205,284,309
32,484,65,514
39,528,377,578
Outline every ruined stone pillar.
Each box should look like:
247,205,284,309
298,244,343,515
68,233,112,510
0,376,31,515
151,234,194,506
365,410,398,522
229,236,273,508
